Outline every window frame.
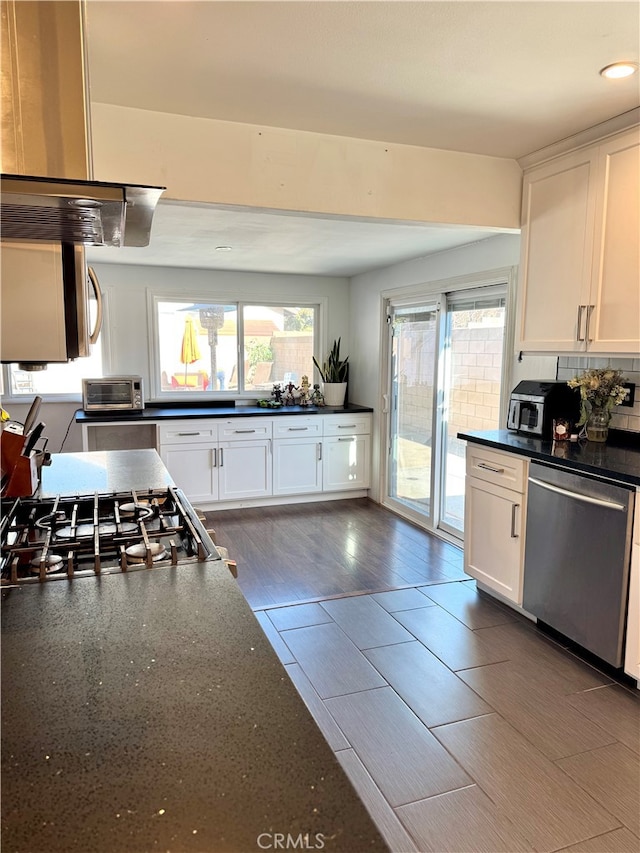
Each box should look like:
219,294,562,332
148,290,324,401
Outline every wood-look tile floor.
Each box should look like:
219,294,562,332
206,499,640,853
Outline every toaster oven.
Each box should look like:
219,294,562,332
82,376,144,412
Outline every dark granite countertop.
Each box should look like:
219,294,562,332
458,429,640,487
1,563,387,853
38,449,175,497
2,448,386,852
75,403,373,424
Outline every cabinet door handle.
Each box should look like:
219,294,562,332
337,424,356,429
87,266,104,344
178,432,201,436
477,462,504,473
337,437,353,442
219,448,224,467
212,448,217,468
576,305,585,342
510,503,519,538
317,442,322,461
288,427,308,431
234,429,256,434
528,477,626,510
585,304,595,343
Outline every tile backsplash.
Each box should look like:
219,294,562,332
557,357,640,433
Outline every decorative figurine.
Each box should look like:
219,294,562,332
298,375,311,407
284,381,297,406
271,383,283,404
310,383,325,407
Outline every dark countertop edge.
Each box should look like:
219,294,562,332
75,403,373,423
458,430,640,488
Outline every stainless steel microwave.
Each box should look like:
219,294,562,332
82,377,144,412
0,242,102,368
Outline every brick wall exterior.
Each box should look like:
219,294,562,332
397,325,503,442
269,332,314,385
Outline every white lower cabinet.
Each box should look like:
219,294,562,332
323,434,371,491
158,412,371,506
272,416,323,496
464,444,528,605
273,437,322,495
162,443,218,503
159,421,219,503
217,438,272,500
160,419,273,503
322,413,371,492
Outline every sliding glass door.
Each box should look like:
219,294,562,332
439,290,506,536
385,285,507,540
387,303,439,524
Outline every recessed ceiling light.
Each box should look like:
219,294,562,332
599,62,638,79
215,246,232,252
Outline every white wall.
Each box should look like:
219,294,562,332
4,402,84,454
93,262,350,394
348,233,556,501
92,103,522,230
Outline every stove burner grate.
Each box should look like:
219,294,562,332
0,486,217,584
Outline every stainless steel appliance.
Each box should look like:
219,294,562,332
0,2,164,368
83,376,145,412
523,461,634,666
0,242,103,365
507,380,580,438
1,174,165,249
0,486,221,585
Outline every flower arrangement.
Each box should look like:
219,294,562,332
567,368,627,426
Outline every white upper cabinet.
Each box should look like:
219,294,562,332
518,127,640,355
588,131,640,352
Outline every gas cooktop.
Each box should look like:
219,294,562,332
0,486,219,585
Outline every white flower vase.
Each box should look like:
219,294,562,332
322,382,347,407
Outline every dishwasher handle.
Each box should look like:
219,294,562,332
528,476,626,511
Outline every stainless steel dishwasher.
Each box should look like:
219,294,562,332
523,461,635,667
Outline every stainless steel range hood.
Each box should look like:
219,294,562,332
1,173,165,247
0,0,164,247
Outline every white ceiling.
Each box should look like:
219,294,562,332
87,201,505,276
84,0,640,276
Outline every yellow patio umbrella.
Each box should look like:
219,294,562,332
180,316,202,386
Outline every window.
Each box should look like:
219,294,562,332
6,350,104,397
4,296,104,398
155,300,317,396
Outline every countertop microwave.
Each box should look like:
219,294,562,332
82,377,144,412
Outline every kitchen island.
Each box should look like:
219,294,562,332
1,451,387,852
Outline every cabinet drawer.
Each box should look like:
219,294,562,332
466,444,527,493
218,418,273,440
273,416,322,438
323,414,371,437
159,420,218,445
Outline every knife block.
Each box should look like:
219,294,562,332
1,429,26,479
2,452,38,497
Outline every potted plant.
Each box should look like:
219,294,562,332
313,338,349,406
